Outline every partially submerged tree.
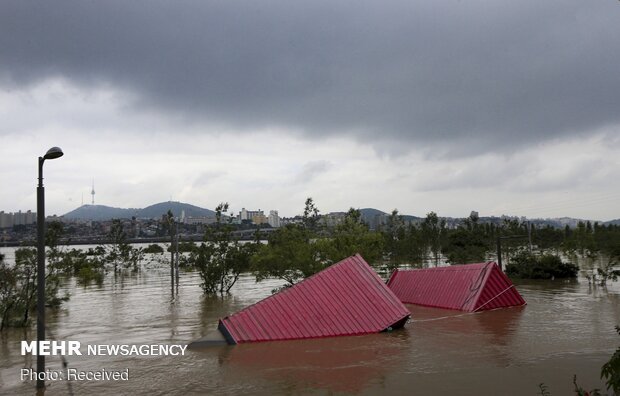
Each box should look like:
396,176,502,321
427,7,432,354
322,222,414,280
252,198,325,286
601,326,620,395
0,233,69,330
188,203,256,294
421,212,446,266
443,212,492,264
253,201,384,288
104,219,143,272
319,208,383,266
505,252,578,279
382,209,426,270
253,223,323,286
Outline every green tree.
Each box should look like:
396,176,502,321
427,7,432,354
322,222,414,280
188,203,256,294
105,219,143,272
302,197,321,232
443,227,489,264
601,326,620,394
505,252,578,279
252,198,325,286
0,252,18,330
0,245,68,330
320,208,384,266
421,212,446,266
252,223,321,286
383,209,408,269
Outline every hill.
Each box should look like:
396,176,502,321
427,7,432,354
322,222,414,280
356,208,420,227
139,201,215,219
63,205,139,221
63,201,215,221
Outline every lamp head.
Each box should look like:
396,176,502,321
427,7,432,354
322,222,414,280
43,147,64,160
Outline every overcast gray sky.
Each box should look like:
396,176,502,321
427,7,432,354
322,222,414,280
1,0,619,220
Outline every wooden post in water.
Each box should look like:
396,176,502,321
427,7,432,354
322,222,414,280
496,236,502,271
170,220,175,295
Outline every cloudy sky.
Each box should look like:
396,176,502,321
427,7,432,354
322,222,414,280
1,0,619,220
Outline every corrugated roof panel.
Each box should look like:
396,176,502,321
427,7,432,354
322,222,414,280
219,254,411,344
473,265,526,311
387,262,525,312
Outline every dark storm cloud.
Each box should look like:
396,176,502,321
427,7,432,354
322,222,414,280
1,0,619,154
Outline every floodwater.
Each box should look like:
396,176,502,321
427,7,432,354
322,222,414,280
0,248,619,395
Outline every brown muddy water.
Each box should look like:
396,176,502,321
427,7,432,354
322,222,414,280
0,249,619,395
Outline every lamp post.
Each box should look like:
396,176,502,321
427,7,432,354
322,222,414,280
37,146,63,390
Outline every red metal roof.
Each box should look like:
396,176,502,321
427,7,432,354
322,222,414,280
218,254,411,344
386,262,526,312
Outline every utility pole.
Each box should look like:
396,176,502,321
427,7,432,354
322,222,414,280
528,221,533,253
496,234,529,272
175,232,180,290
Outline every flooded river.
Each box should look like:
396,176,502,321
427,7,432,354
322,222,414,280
0,248,618,395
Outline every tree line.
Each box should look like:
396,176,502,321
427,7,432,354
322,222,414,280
184,198,620,295
2,198,619,330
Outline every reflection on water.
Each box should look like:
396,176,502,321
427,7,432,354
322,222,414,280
219,333,408,394
0,248,618,395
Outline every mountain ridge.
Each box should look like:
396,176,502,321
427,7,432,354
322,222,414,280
63,201,215,221
62,202,617,228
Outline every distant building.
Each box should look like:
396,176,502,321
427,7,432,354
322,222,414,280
238,208,266,224
268,210,281,228
0,211,11,228
281,216,303,226
252,213,268,225
184,216,217,225
0,210,37,228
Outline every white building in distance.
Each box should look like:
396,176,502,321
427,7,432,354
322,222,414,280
268,210,281,228
0,210,37,228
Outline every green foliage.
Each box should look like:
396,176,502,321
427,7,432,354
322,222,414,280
302,197,321,232
505,252,578,279
443,228,490,264
421,212,446,266
57,248,106,285
252,223,322,285
382,210,425,270
601,326,620,394
321,208,384,265
595,259,620,286
104,219,144,272
253,198,326,286
253,202,385,288
144,244,165,254
167,241,197,253
186,203,256,294
0,242,69,330
0,252,19,330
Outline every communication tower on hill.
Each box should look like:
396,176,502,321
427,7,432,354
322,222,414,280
91,180,95,205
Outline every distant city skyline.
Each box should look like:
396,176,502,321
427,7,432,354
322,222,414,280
1,1,619,221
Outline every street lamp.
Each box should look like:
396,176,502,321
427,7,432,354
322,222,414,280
37,146,63,390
